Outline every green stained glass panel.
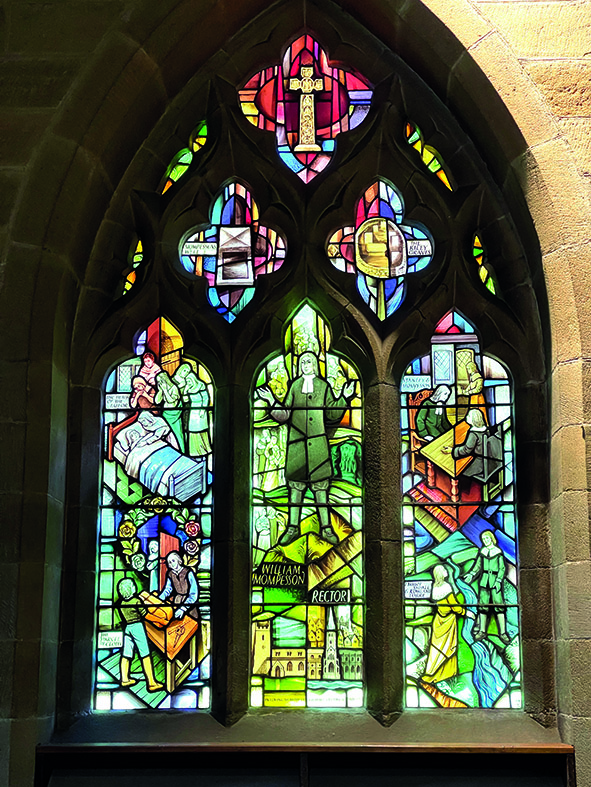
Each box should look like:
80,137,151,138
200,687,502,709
400,311,521,709
94,316,214,711
250,303,364,708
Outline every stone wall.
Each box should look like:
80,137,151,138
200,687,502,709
1,0,591,784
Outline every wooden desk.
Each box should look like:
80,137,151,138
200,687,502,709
145,615,199,693
420,421,472,503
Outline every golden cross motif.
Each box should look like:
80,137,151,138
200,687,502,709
289,66,324,152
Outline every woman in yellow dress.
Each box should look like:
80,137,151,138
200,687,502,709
422,564,465,684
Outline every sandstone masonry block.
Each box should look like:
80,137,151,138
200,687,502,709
421,0,492,48
0,110,53,167
552,359,586,434
551,490,591,565
478,2,591,58
519,502,550,569
557,118,591,178
520,566,554,640
555,638,573,716
514,139,591,258
551,425,588,500
8,2,121,56
542,248,582,368
523,60,591,118
467,31,556,149
569,639,591,716
0,58,81,108
0,169,22,227
565,560,591,639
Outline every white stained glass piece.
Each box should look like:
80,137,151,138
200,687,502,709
95,691,112,710
484,356,508,380
112,691,146,710
216,226,253,285
184,241,218,256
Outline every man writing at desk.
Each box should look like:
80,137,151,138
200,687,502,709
159,551,199,620
416,385,452,441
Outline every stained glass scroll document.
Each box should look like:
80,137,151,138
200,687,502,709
401,311,521,709
179,180,286,322
251,304,364,708
95,317,213,710
238,35,373,183
327,179,434,319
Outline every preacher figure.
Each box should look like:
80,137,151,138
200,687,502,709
258,352,355,546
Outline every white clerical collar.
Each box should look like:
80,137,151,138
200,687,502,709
302,374,315,393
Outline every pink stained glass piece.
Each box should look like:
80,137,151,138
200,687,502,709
346,72,369,90
343,244,354,263
356,200,366,227
435,312,454,333
368,201,379,217
257,78,278,120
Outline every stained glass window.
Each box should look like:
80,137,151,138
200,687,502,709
121,240,143,296
251,303,364,708
327,179,434,319
405,121,453,191
238,35,373,183
472,234,498,296
401,311,521,709
179,180,286,322
95,317,213,710
160,120,208,194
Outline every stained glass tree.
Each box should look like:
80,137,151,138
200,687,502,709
400,311,521,709
251,303,364,708
95,317,213,710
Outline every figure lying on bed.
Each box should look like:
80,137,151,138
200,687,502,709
114,411,206,503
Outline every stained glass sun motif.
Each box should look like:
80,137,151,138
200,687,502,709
400,311,521,709
179,180,286,322
251,303,364,708
327,179,434,319
239,35,373,183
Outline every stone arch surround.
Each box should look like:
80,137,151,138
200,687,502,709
2,0,590,783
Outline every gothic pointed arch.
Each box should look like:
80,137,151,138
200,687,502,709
51,0,552,743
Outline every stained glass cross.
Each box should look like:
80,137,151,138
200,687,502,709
238,35,373,183
289,66,324,152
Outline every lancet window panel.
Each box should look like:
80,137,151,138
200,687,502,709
95,317,213,711
251,303,364,709
401,311,521,710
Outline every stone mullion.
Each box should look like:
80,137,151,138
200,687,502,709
364,380,402,724
211,382,250,725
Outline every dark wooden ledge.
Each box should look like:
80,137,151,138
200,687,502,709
38,740,573,755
